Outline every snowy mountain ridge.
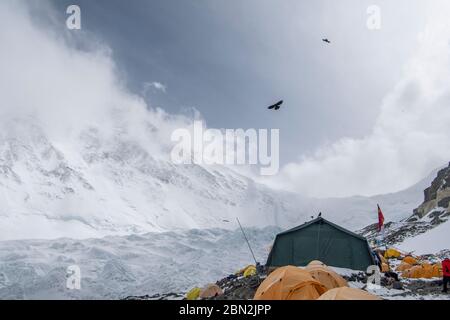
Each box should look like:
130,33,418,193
360,162,450,255
0,116,438,240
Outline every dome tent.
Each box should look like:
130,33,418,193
308,260,326,267
199,284,223,299
318,287,381,300
305,263,348,290
254,266,326,300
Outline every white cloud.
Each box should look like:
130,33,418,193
268,5,450,198
0,1,256,179
0,1,189,161
142,81,167,94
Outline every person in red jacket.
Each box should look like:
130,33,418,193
443,258,450,293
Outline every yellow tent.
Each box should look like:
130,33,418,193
317,287,381,300
199,284,223,299
254,266,327,300
396,262,412,272
403,256,418,265
236,264,254,275
186,287,201,300
243,265,257,277
384,248,401,259
305,264,348,290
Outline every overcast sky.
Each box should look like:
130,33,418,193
5,1,450,197
43,0,427,160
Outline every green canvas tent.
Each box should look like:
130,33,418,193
266,217,375,271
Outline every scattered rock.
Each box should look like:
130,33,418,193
123,292,184,300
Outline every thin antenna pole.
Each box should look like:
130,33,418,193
236,218,258,265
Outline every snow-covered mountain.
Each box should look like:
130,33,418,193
360,162,450,255
0,117,290,240
0,116,438,240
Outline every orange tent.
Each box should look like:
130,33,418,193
402,265,429,279
403,256,418,265
199,284,223,299
307,260,327,267
381,263,390,272
305,265,348,290
396,262,412,272
254,266,327,300
403,262,443,279
317,287,381,300
432,263,443,278
421,263,434,278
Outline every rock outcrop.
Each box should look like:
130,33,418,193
410,162,450,221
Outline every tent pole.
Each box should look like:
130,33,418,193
236,218,258,265
316,222,321,260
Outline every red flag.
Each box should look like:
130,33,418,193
377,204,385,232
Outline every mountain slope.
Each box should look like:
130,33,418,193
0,117,438,240
397,218,450,255
360,163,450,254
0,118,294,240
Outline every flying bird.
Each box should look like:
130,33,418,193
322,38,331,44
268,100,283,111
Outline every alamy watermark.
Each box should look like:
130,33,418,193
171,121,279,176
366,265,381,290
66,5,81,30
367,5,381,30
66,265,81,290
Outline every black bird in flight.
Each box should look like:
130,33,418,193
322,38,331,44
268,100,283,111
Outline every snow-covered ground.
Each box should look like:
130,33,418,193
1,225,448,300
0,227,279,299
398,219,450,254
